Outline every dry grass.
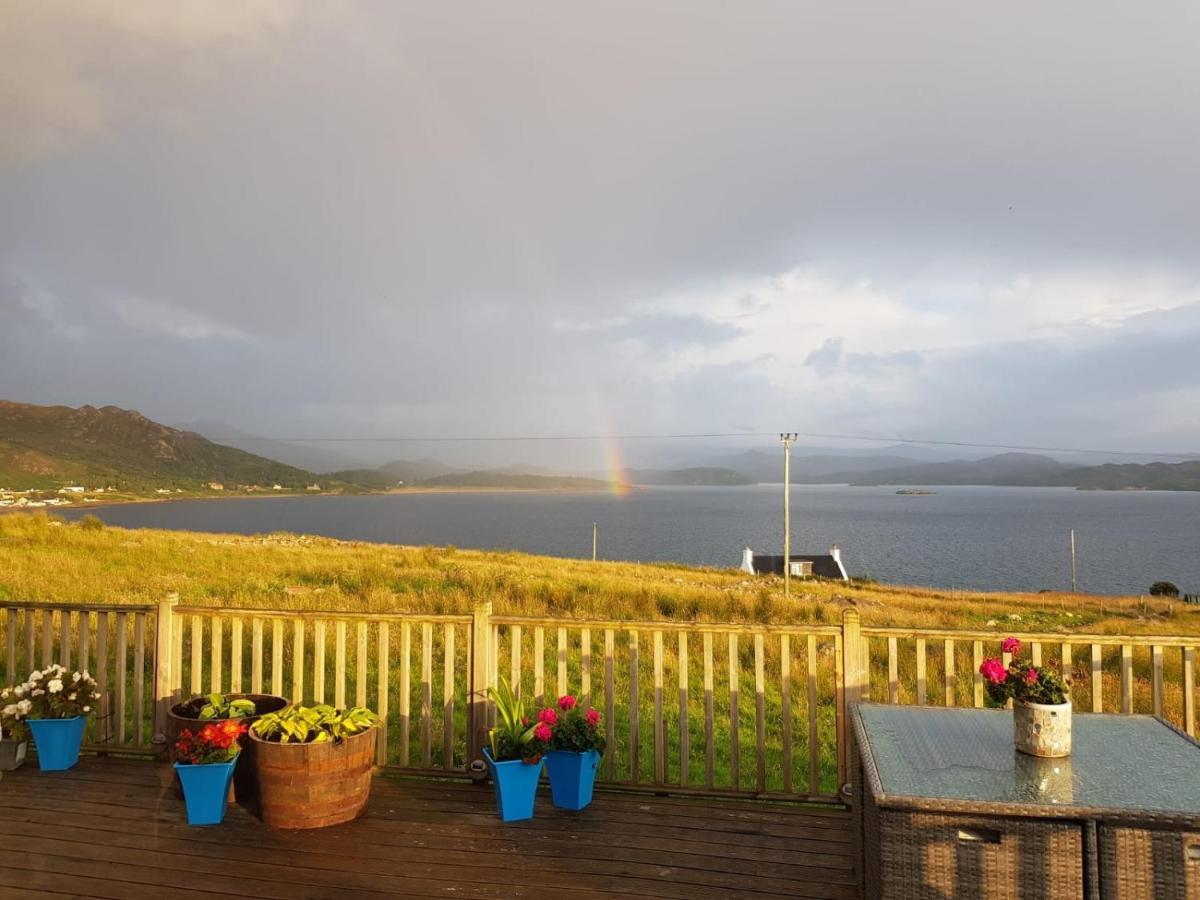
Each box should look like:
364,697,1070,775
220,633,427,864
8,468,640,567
2,511,1198,636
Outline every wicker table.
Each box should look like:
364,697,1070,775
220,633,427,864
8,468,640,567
850,704,1200,899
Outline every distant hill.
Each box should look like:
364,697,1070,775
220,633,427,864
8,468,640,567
416,471,612,490
1043,460,1200,491
846,452,1070,486
330,459,460,489
0,401,318,490
843,452,1200,490
627,467,753,486
711,449,929,483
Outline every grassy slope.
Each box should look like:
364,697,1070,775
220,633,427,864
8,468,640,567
1,511,1195,636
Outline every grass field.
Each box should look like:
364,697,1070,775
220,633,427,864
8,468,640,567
3,511,1197,797
1,511,1196,634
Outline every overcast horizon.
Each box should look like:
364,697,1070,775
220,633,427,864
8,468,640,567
4,2,1200,473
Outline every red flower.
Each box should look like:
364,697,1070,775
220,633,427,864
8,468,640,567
557,695,577,711
1001,637,1022,655
537,707,558,726
1024,669,1039,685
979,658,1007,685
534,723,553,742
585,708,601,727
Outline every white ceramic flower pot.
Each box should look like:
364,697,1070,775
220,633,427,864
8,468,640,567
1013,701,1071,758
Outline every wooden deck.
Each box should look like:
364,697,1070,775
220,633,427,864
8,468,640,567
1,758,857,899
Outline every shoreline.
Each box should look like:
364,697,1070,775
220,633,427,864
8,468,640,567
3,484,634,514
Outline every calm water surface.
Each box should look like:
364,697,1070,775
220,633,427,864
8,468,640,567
60,485,1200,595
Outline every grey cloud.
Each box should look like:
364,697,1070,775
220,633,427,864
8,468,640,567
609,314,743,347
1,2,1199,457
805,337,923,378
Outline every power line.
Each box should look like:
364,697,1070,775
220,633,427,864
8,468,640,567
203,429,1199,459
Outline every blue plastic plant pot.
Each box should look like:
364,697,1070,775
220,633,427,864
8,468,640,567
175,759,238,826
545,749,600,811
27,716,87,771
483,746,543,822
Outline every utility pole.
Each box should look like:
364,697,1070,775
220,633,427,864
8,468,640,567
1070,529,1078,594
592,522,598,562
780,433,797,597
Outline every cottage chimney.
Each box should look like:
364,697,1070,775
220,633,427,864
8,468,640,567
740,546,755,574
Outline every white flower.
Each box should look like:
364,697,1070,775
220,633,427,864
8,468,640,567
67,693,76,701
12,686,24,697
72,672,81,683
16,700,30,714
47,679,63,694
31,689,44,696
82,705,91,713
28,670,41,681
1,704,15,717
1,689,8,700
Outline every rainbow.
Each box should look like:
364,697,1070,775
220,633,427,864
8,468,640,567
604,439,632,496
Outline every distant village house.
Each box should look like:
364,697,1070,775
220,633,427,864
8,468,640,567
740,545,849,581
208,482,224,490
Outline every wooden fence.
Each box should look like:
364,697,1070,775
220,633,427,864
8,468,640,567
3,598,1199,803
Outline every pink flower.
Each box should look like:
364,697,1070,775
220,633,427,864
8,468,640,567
1024,669,1039,685
534,723,552,742
585,708,601,727
1001,637,1022,655
537,707,558,726
557,695,577,711
979,657,1007,685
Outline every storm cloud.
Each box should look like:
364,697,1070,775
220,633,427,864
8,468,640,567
2,1,1198,467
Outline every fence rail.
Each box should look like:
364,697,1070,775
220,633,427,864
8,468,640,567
2,599,1199,802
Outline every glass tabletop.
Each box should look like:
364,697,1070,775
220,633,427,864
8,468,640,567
856,704,1200,817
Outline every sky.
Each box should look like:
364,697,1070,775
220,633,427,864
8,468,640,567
2,1,1199,470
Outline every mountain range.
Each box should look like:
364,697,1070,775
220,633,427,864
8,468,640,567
3,401,1198,493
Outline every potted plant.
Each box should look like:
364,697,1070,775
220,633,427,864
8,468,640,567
174,720,248,826
483,677,548,822
21,665,100,771
980,637,1072,758
250,705,380,829
0,686,31,771
167,691,288,801
542,694,606,811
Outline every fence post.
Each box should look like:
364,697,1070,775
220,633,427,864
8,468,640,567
468,600,493,763
838,609,867,795
152,593,178,742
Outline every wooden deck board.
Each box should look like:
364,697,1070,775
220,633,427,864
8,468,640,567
1,758,857,899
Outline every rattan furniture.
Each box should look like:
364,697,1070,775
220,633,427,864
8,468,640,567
851,704,1200,899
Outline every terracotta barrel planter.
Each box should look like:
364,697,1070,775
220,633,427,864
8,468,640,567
251,726,378,829
167,693,289,801
1013,701,1072,758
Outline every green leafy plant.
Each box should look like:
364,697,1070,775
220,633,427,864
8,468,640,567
251,705,379,744
196,693,257,720
486,677,546,762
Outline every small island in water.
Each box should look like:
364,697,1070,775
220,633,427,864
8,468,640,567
896,488,937,496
